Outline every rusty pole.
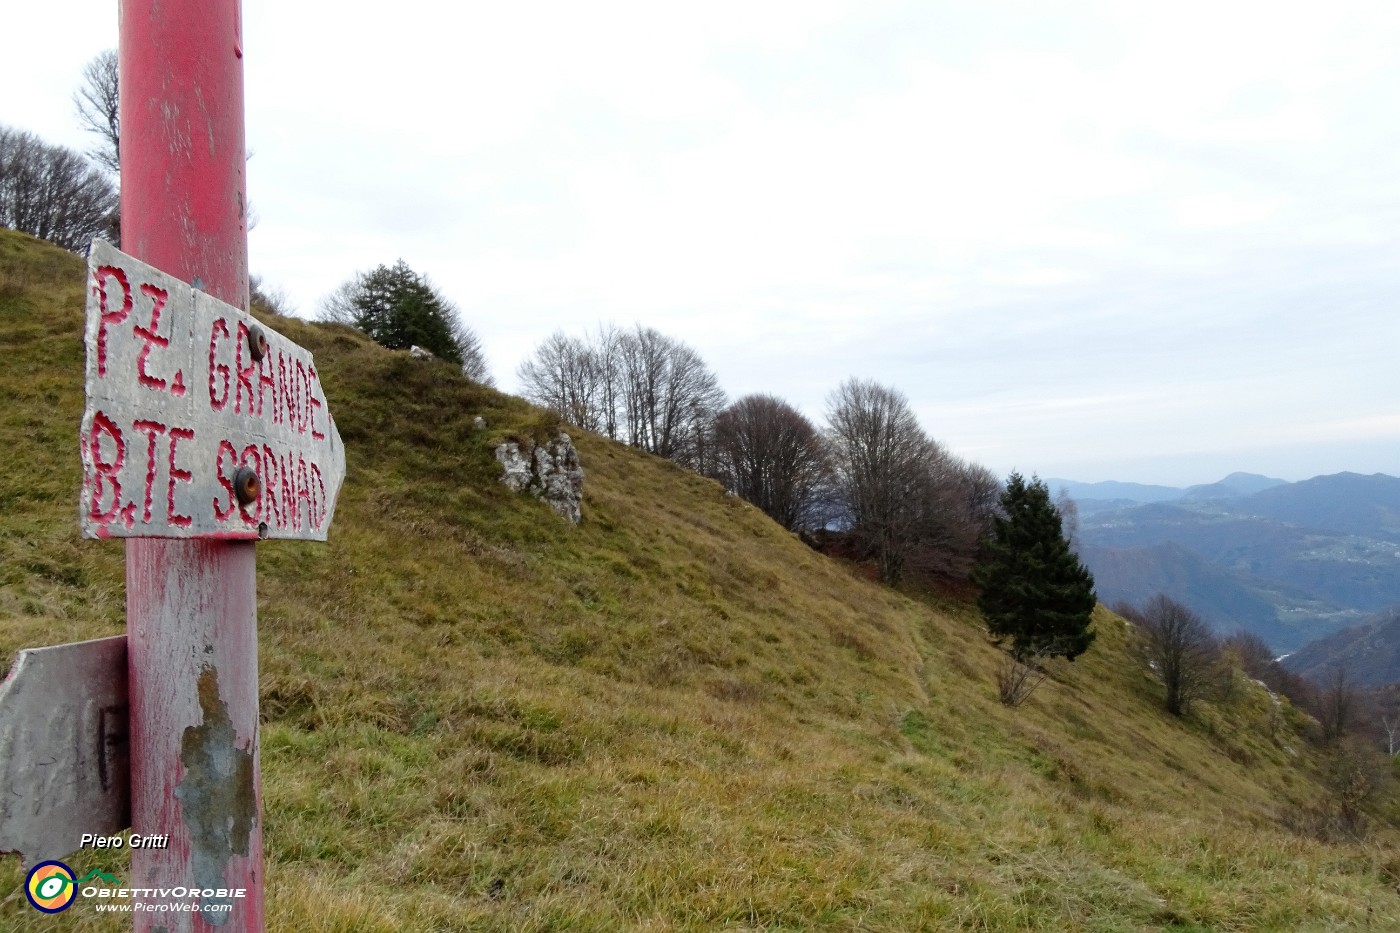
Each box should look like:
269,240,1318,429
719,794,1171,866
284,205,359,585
119,2,264,929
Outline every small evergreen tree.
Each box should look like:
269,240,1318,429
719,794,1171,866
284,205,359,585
321,260,492,383
351,261,463,364
973,472,1097,662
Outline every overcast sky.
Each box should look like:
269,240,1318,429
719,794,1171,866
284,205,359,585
6,1,1398,486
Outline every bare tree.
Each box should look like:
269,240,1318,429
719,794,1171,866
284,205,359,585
903,452,1002,581
517,323,724,469
1318,738,1393,839
615,326,726,470
318,278,362,327
74,50,120,175
1221,629,1275,681
712,394,831,531
1121,594,1220,717
249,274,294,316
1317,666,1359,744
1055,487,1081,555
825,378,933,584
518,331,609,432
0,125,118,251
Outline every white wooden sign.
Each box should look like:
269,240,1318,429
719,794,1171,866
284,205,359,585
0,637,130,867
79,240,345,541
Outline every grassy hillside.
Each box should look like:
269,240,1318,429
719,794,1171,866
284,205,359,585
2,228,1398,931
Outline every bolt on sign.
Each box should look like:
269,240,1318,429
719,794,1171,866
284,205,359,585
79,239,345,541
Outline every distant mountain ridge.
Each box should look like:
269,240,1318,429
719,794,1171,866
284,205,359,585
1061,471,1400,652
1048,472,1290,505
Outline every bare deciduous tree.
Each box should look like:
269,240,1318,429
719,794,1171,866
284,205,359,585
1055,487,1081,555
1317,666,1359,744
521,325,724,471
904,453,1002,581
825,378,933,584
712,394,831,531
616,326,726,470
1120,594,1220,717
249,274,295,317
518,331,611,434
74,49,120,175
0,125,118,251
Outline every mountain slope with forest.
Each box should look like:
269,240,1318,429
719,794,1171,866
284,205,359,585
2,229,1398,930
1074,475,1400,652
1286,607,1400,688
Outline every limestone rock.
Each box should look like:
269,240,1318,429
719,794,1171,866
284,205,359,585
495,442,534,494
494,431,584,523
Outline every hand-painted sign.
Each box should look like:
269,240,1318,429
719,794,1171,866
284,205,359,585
79,240,345,540
0,636,130,867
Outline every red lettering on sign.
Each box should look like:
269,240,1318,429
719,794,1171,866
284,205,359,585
273,354,286,426
280,449,296,530
294,359,309,434
296,454,312,528
308,366,326,440
133,283,171,392
258,352,277,423
132,420,166,524
311,462,326,529
88,411,133,526
239,445,261,524
209,319,231,410
234,321,257,415
167,427,194,527
214,440,238,520
94,266,132,378
258,444,280,528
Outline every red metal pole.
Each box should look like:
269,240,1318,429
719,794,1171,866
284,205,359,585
119,2,263,930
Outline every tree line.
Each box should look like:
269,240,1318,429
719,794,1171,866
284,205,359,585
516,326,1016,586
0,124,117,252
0,52,121,252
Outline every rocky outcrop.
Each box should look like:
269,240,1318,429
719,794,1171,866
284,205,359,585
494,432,584,524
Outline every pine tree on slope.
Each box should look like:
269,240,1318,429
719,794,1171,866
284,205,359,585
973,472,1097,662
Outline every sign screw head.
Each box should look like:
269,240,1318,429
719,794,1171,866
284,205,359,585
248,326,268,362
233,467,260,506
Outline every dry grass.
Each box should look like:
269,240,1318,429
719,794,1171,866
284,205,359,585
2,228,1398,931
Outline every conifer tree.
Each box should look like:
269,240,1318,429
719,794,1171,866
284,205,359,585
973,472,1097,661
351,261,463,364
322,260,492,383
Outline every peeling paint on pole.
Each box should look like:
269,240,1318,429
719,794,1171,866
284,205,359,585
175,668,256,926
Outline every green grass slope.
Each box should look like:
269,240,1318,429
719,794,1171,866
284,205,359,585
2,228,1398,931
